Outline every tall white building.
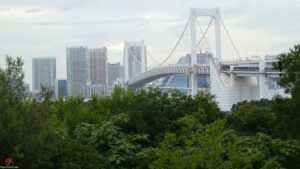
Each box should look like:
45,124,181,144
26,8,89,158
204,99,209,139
108,63,122,86
66,46,89,96
124,40,147,82
89,47,107,85
32,57,56,92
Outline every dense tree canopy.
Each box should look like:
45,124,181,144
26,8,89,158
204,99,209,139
1,45,300,169
273,44,300,93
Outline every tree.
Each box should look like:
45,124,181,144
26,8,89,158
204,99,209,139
124,88,224,145
37,136,105,169
150,114,300,169
271,96,300,140
74,113,155,169
0,55,25,105
231,99,272,112
273,44,300,94
1,53,300,169
0,56,25,163
40,85,54,103
272,44,300,140
228,103,276,135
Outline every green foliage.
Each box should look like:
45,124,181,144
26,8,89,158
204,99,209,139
273,44,300,93
271,96,300,140
74,114,154,168
151,114,300,169
38,136,105,169
40,85,54,102
0,56,25,162
1,54,300,168
272,45,300,140
0,55,25,105
231,99,272,112
228,103,276,135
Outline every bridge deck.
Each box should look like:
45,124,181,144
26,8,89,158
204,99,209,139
126,62,282,87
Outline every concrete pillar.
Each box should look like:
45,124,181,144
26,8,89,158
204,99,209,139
230,74,235,86
189,8,222,95
123,41,147,83
141,40,147,72
230,65,234,86
124,42,129,82
259,59,266,98
190,9,198,95
214,8,221,63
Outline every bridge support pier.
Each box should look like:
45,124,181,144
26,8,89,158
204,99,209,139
259,59,266,98
190,9,198,95
230,74,235,86
190,8,222,95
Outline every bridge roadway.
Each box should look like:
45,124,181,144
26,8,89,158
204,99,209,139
126,64,209,87
126,62,282,87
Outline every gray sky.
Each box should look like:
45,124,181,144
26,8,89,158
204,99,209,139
0,0,299,88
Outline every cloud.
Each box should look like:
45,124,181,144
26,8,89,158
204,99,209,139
53,0,98,11
31,18,143,26
228,0,300,30
107,43,124,51
25,8,43,13
30,16,183,26
0,8,10,12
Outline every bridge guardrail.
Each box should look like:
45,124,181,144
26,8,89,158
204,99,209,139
233,67,259,72
265,67,281,72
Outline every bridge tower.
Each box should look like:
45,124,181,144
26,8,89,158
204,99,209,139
124,40,147,82
190,8,221,95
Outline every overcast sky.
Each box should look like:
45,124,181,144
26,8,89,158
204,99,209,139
0,0,299,87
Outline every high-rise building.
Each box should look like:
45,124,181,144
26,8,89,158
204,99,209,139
89,47,107,85
107,63,122,86
55,79,68,98
32,57,56,92
124,40,147,81
86,84,108,98
66,46,89,96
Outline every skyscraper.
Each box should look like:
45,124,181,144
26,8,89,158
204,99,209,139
107,63,122,86
66,46,89,96
32,57,56,92
89,47,107,85
124,40,147,81
55,79,68,98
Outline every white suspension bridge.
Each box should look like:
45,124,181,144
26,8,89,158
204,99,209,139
122,8,283,111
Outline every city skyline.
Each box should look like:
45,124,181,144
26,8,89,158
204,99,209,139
0,0,300,87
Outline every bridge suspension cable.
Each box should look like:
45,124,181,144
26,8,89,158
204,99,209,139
125,17,190,69
196,18,213,48
197,19,213,53
147,49,160,65
154,17,191,67
221,17,242,61
125,14,241,74
128,47,146,67
127,46,160,70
